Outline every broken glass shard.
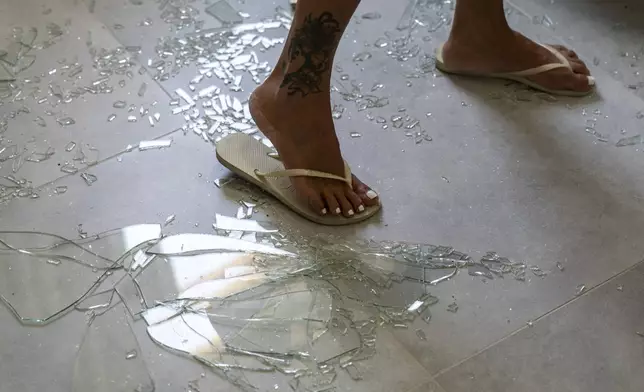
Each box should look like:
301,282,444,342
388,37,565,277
147,233,293,256
107,114,116,122
127,115,137,122
447,302,459,313
615,135,641,147
53,186,68,195
137,82,147,97
352,52,372,62
138,139,172,151
113,100,126,109
60,163,79,174
575,284,586,296
34,116,46,127
350,132,362,138
164,215,176,226
125,349,138,360
415,329,427,340
176,88,195,106
80,172,98,186
362,12,382,20
213,214,278,233
57,117,76,127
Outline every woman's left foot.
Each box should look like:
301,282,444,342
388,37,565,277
441,31,594,94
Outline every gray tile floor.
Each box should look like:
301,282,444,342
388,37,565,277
2,0,644,391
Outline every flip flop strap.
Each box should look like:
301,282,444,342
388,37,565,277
494,44,571,77
255,159,352,186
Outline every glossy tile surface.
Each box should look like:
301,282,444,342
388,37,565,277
2,0,644,391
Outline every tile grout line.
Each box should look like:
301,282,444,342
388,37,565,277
32,127,187,191
430,256,644,379
25,2,195,192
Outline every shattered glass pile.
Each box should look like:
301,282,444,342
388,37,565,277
0,191,544,391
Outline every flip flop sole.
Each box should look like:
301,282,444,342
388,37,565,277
216,133,381,226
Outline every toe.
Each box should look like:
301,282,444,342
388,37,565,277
344,187,365,213
322,189,342,215
334,190,355,217
307,192,327,216
352,175,380,207
570,58,591,76
568,73,594,92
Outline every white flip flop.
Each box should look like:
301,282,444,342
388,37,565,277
216,133,381,226
435,43,595,97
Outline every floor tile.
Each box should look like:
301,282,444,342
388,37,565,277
436,262,644,392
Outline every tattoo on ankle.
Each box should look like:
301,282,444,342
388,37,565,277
280,12,341,97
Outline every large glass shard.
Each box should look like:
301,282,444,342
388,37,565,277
213,214,278,233
147,234,294,256
0,225,161,325
73,305,154,392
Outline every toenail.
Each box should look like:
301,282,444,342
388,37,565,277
335,207,341,215
321,208,327,215
366,190,378,199
587,76,595,86
358,205,365,212
348,209,355,216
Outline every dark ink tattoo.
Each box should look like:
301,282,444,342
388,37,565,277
280,12,341,97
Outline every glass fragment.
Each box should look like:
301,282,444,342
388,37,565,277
57,117,76,127
138,139,172,151
615,135,641,147
107,114,117,122
213,214,278,233
80,172,98,186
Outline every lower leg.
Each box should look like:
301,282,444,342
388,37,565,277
442,0,593,93
251,0,379,217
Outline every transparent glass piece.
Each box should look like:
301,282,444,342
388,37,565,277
107,114,116,122
60,163,79,174
34,116,46,127
352,52,372,62
73,305,154,392
175,88,195,105
57,117,76,126
0,225,160,325
362,12,382,20
137,82,147,97
575,284,586,296
80,172,98,186
349,132,362,138
615,135,641,147
127,115,137,122
164,214,176,226
113,100,127,109
138,139,172,151
147,233,293,256
213,214,278,233
446,302,459,313
54,185,68,195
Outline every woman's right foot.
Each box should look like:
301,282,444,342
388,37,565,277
250,79,380,218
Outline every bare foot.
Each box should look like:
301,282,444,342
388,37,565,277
441,31,594,94
250,79,380,217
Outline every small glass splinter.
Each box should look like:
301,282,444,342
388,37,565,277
80,172,98,186
139,140,172,151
